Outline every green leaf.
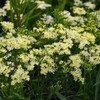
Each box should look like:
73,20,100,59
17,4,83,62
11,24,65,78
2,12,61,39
55,91,67,100
95,68,100,100
29,12,41,20
62,0,67,10
0,97,3,100
21,6,37,25
13,92,25,100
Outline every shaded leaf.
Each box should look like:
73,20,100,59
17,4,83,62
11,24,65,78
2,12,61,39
95,68,100,100
55,91,67,100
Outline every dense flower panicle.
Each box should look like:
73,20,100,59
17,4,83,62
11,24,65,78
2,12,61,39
3,0,10,10
19,51,39,71
73,7,86,15
41,14,53,24
43,27,58,39
0,31,37,85
35,1,51,10
70,26,84,33
74,0,83,6
0,21,14,32
0,33,36,52
70,54,83,68
61,10,71,18
88,45,100,65
32,48,43,55
71,69,84,84
79,32,95,49
0,0,100,86
61,10,74,23
0,58,12,77
61,10,84,25
74,16,84,23
0,8,6,17
40,56,56,75
11,65,30,85
84,1,96,9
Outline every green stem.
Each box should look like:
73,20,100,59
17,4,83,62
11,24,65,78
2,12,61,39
7,76,11,98
59,0,62,11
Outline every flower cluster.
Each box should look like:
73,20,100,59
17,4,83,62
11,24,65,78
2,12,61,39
0,21,14,31
35,0,51,10
61,10,84,25
84,1,96,9
74,0,96,10
11,65,30,85
0,8,6,17
3,0,10,11
32,19,100,83
0,21,15,34
0,32,36,53
40,56,56,75
41,14,53,24
70,54,84,84
0,60,12,77
0,32,37,85
73,7,86,15
74,0,83,6
19,50,39,71
0,0,100,87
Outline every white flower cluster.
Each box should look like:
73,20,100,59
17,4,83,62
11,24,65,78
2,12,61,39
19,51,39,71
0,8,6,17
11,65,30,85
35,1,51,10
73,7,86,15
74,0,83,6
70,54,84,84
33,20,100,84
0,30,37,85
3,0,10,11
1,21,14,30
40,56,55,75
0,61,12,77
88,45,100,65
74,0,96,10
43,27,58,39
0,21,15,33
0,0,10,17
61,10,84,25
0,32,36,52
41,14,53,24
84,1,96,9
62,10,71,18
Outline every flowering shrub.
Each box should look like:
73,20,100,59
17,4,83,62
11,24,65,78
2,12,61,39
0,0,100,99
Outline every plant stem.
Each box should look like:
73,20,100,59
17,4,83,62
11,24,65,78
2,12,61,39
59,0,62,11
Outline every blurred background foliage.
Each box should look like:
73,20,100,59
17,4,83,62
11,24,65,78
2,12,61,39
0,0,100,11
0,0,100,30
45,0,100,11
